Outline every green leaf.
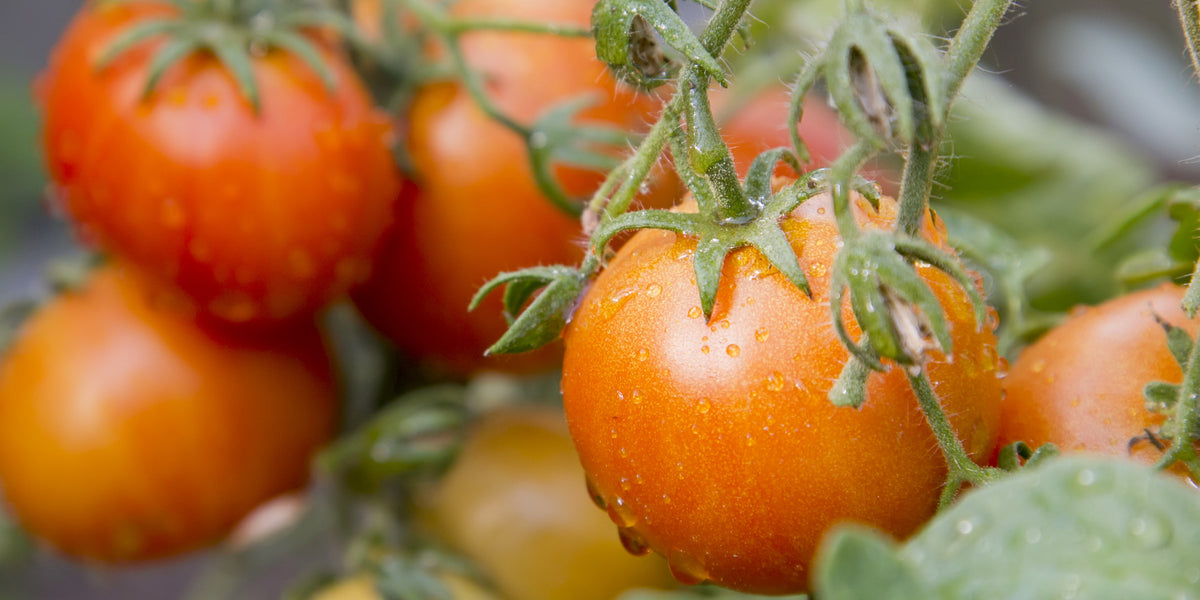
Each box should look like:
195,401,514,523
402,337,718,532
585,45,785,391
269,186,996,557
1144,381,1181,413
480,268,586,355
693,236,735,320
901,457,1200,599
814,526,930,600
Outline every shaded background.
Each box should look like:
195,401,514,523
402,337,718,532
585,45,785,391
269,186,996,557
0,0,1197,598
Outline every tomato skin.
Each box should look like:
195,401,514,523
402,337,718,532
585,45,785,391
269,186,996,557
0,265,338,562
562,192,1002,594
40,2,399,323
351,0,676,376
416,408,676,600
998,283,1200,480
313,574,498,600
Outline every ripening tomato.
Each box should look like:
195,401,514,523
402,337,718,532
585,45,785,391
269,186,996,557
562,191,1003,594
0,265,338,562
39,2,399,323
415,408,677,600
351,0,678,376
998,283,1200,483
312,574,499,600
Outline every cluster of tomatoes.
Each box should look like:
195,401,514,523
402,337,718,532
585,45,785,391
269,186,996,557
1,0,1198,598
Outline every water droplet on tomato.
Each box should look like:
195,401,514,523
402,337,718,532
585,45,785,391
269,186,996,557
607,497,636,527
645,283,662,297
635,348,649,361
696,399,710,414
618,527,652,556
755,327,770,342
765,372,785,392
631,390,643,405
687,306,702,319
700,345,710,355
585,477,607,509
619,478,632,491
816,206,826,215
667,550,709,585
726,344,740,357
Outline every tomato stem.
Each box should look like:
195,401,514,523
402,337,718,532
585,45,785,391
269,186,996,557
907,370,996,508
1153,308,1200,483
895,145,936,236
1174,0,1200,80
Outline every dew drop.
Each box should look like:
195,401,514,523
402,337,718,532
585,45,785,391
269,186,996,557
755,327,770,342
636,348,649,361
1076,469,1096,487
688,306,702,319
631,390,644,405
816,206,827,215
608,498,636,528
667,550,710,585
766,372,785,392
618,527,653,556
720,319,731,329
645,283,663,298
616,390,626,402
726,344,741,357
619,447,629,458
956,519,974,535
701,345,710,355
620,478,632,491
585,477,607,509
696,399,711,414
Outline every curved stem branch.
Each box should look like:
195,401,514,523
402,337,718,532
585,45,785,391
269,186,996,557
907,370,995,508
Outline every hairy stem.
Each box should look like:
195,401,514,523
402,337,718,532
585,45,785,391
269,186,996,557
896,145,937,235
1153,312,1200,483
1175,0,1200,79
445,18,591,36
907,370,995,508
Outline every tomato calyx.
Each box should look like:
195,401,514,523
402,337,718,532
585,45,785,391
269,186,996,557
591,0,728,90
95,0,363,112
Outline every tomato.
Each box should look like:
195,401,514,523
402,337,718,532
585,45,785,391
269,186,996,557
312,574,498,600
415,408,677,600
998,283,1200,482
39,2,400,324
561,191,1003,594
0,265,338,562
351,0,678,376
710,83,851,178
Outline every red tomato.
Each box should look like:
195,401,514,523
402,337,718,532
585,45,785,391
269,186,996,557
998,283,1200,483
39,2,400,323
562,191,1002,594
351,0,678,377
0,265,338,562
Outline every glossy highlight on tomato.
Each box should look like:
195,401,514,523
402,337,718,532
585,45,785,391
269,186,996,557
40,2,400,323
562,191,1003,594
351,0,677,376
0,264,338,562
999,283,1200,483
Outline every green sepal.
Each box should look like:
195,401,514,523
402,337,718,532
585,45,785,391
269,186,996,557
824,12,912,147
470,266,586,355
375,555,456,600
693,236,737,319
93,18,179,70
995,440,1060,472
591,0,725,89
1145,382,1181,415
591,209,701,254
887,28,947,146
140,36,204,102
527,94,634,217
743,147,802,204
262,29,338,92
814,526,930,600
316,385,469,493
1154,315,1195,369
787,58,821,163
828,354,872,409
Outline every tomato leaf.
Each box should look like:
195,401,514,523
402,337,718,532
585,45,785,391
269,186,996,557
814,526,930,600
901,457,1200,599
